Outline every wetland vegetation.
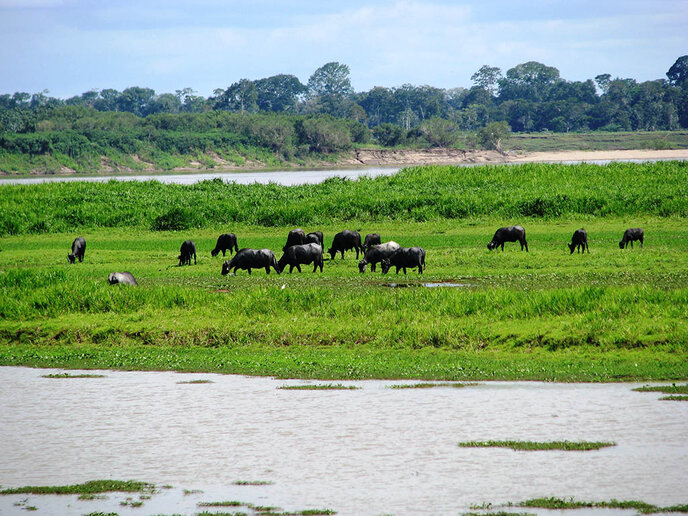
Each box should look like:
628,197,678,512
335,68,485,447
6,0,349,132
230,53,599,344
0,162,687,381
458,440,616,451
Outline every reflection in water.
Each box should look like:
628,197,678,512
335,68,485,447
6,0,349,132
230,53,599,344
0,367,686,516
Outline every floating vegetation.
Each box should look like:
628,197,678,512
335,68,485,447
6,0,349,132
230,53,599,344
278,384,359,390
661,395,688,401
518,497,688,514
458,440,616,451
633,383,688,394
198,501,245,507
183,488,203,495
463,512,535,516
41,373,106,379
389,382,477,389
119,497,143,507
0,480,153,495
177,379,214,384
77,493,108,500
232,480,275,486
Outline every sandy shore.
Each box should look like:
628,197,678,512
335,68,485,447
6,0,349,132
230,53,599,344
509,149,688,163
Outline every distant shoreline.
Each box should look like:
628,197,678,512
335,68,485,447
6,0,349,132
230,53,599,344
2,148,687,177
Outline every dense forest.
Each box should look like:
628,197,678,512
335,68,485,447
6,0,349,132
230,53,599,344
1,57,687,172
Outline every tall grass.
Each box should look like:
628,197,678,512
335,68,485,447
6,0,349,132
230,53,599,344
1,162,687,236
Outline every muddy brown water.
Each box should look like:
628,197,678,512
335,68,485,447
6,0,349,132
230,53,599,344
0,367,686,515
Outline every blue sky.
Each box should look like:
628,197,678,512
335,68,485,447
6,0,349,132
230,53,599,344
1,0,686,98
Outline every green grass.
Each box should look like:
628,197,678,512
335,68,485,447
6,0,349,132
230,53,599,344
232,481,274,486
198,501,245,507
389,382,477,388
661,395,688,401
0,163,687,381
509,130,688,152
458,440,616,451
518,497,688,514
177,379,213,384
278,384,360,390
633,383,688,393
0,480,153,495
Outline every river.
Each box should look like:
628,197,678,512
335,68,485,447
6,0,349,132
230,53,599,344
0,367,686,515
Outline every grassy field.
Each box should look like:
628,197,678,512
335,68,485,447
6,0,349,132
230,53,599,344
508,130,688,152
1,216,687,381
1,162,687,381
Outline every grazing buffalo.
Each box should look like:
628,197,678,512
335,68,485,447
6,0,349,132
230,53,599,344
568,228,589,254
211,233,239,257
487,225,528,252
67,237,86,264
305,231,324,248
108,271,138,286
277,243,324,273
358,241,400,273
328,230,363,260
178,240,197,266
283,228,306,252
363,233,381,251
222,248,280,275
619,228,644,249
381,247,426,275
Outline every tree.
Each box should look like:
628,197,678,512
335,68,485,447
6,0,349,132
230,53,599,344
667,55,688,88
471,65,502,96
372,123,405,146
419,117,459,147
477,121,510,153
116,87,155,116
307,62,354,116
214,79,258,113
498,61,561,102
254,74,306,112
595,74,612,94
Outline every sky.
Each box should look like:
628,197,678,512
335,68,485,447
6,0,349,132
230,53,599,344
1,0,686,99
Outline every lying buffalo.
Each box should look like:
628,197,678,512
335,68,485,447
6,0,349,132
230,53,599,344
178,240,197,266
108,271,138,286
328,230,363,260
283,228,306,252
568,228,589,254
67,237,86,264
363,233,381,251
277,243,323,273
222,248,280,275
359,241,400,273
381,247,426,275
211,233,239,257
305,231,324,247
487,225,528,252
619,228,644,249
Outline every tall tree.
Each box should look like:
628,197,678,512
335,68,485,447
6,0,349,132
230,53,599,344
254,74,306,112
471,65,502,96
498,61,561,102
214,79,258,113
667,55,688,88
307,62,354,116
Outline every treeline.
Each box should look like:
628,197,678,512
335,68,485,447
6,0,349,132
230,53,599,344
1,161,686,237
2,57,688,137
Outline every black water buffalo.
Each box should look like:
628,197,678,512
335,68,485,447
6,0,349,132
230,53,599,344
381,247,426,275
178,240,197,266
277,243,323,273
328,230,363,260
305,231,324,247
211,233,239,257
619,228,644,249
363,233,381,251
283,228,306,251
222,248,280,275
358,241,400,273
568,228,589,254
108,271,138,286
67,237,86,264
487,225,528,251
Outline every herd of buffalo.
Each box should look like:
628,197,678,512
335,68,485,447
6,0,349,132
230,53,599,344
68,225,646,285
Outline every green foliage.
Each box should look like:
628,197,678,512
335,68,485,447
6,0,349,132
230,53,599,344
372,123,406,146
0,480,153,495
458,440,616,451
633,383,688,394
477,121,510,151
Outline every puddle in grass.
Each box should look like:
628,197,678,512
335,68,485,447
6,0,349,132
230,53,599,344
1,368,686,515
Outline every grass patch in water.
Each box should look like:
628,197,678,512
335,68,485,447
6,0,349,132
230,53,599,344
199,501,246,507
633,383,688,394
389,382,477,389
77,493,108,500
0,480,153,495
463,513,536,516
458,440,616,451
518,497,688,514
661,395,688,401
41,372,106,378
233,480,274,486
278,384,359,390
177,379,214,384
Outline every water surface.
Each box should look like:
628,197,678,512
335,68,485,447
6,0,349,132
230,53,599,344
0,367,686,515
